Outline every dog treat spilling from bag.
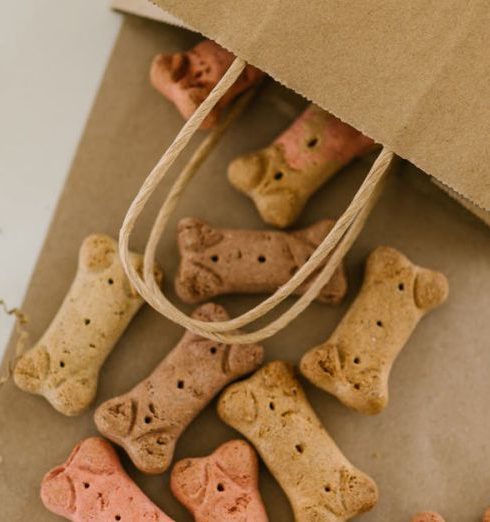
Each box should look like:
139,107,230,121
95,303,263,474
228,104,377,228
150,39,263,129
13,234,160,416
300,246,449,415
40,437,174,521
175,217,347,305
411,513,445,522
171,439,268,522
218,361,378,522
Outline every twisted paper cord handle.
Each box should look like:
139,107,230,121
119,57,395,343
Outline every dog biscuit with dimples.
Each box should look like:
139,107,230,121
171,439,268,522
95,303,263,474
41,437,174,521
228,104,377,228
300,246,449,415
218,361,378,522
150,39,263,129
13,234,160,416
175,217,347,305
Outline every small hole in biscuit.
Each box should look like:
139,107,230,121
398,283,405,291
157,437,166,446
59,361,65,368
83,482,90,489
210,255,219,263
307,137,318,148
324,485,331,493
89,343,96,348
195,71,203,79
84,318,91,325
274,172,283,181
258,255,266,263
354,383,361,390
177,380,185,389
210,346,217,354
108,278,114,285
115,516,121,521
353,357,360,365
148,403,156,415
269,402,275,410
295,444,304,454
144,416,152,424
217,483,225,492
376,320,383,327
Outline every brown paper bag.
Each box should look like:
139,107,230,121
1,13,490,522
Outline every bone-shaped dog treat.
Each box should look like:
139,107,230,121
300,246,449,415
150,39,263,129
411,513,445,522
171,439,268,522
228,104,376,228
175,217,347,305
41,437,174,521
218,361,378,522
13,234,159,416
95,303,263,474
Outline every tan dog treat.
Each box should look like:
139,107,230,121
483,508,490,522
228,104,376,228
175,217,347,305
95,303,263,474
300,246,449,415
218,361,378,522
411,513,445,522
41,437,174,521
171,439,268,522
150,39,263,129
13,234,159,416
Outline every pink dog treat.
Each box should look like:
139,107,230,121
150,39,263,129
171,439,268,522
40,437,173,521
95,303,263,474
411,513,445,522
228,104,377,228
175,217,347,305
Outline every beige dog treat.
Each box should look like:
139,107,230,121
228,104,376,228
171,439,268,522
13,234,159,416
95,303,263,474
41,437,174,521
300,246,449,415
411,513,445,522
150,39,263,129
218,361,378,522
175,217,347,305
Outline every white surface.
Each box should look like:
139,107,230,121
0,2,122,356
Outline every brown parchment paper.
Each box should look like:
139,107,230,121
151,0,490,214
1,17,490,522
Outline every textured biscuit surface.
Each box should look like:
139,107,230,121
150,39,263,129
13,234,158,416
171,439,268,521
218,361,378,522
41,437,173,521
95,303,263,474
300,246,448,414
175,217,347,305
228,104,376,228
411,513,445,522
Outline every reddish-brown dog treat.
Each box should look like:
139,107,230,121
483,508,490,522
150,39,263,129
228,104,377,228
175,217,347,305
300,246,448,415
171,440,268,522
41,437,173,521
95,303,263,474
411,513,445,522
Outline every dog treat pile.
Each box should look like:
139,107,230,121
12,39,459,521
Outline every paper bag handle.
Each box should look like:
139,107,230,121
119,57,395,343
